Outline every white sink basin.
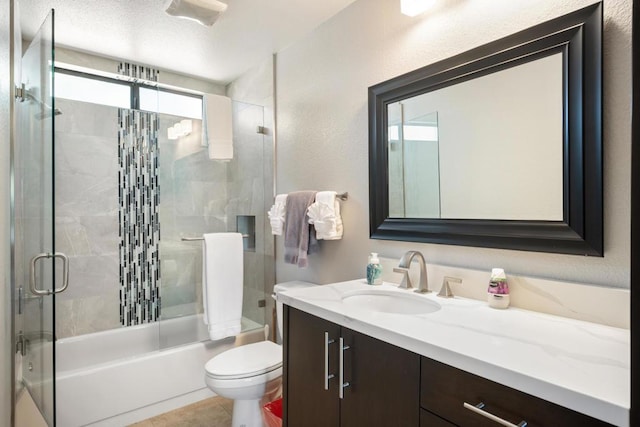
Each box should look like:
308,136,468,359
342,289,441,315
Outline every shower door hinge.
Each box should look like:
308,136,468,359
15,83,25,102
256,126,267,135
15,331,27,356
258,299,266,308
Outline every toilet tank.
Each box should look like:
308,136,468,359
273,281,317,342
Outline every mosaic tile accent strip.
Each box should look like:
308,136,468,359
117,62,159,82
118,62,161,326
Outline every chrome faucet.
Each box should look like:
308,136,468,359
393,250,430,293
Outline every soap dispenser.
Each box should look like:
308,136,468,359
366,253,383,285
487,268,510,309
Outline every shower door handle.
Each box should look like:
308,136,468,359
30,252,70,296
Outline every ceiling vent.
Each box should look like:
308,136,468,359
164,0,228,26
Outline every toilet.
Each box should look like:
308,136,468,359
204,281,317,427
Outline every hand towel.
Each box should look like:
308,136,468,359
203,94,234,160
202,232,243,340
283,191,318,268
308,191,344,240
267,194,287,236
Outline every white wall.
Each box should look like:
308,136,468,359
0,0,11,425
275,0,632,290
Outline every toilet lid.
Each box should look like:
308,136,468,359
205,341,282,379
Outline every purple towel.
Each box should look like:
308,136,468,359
283,191,318,268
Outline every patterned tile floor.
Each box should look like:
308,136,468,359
130,396,233,427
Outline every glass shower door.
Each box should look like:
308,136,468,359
15,10,58,425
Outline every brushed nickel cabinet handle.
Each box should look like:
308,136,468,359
324,332,335,390
338,337,350,399
463,402,527,427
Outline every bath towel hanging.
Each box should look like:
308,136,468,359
268,194,287,235
307,191,344,240
203,94,234,160
283,191,318,268
202,232,243,340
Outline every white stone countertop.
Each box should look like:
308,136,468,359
278,280,630,427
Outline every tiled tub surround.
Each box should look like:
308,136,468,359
278,280,630,427
54,99,121,337
54,100,271,337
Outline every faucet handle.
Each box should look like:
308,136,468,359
438,276,461,298
393,267,412,289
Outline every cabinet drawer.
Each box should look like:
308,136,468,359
421,409,456,427
420,357,613,427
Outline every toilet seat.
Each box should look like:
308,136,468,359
205,340,282,380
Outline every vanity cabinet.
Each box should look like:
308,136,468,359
283,306,419,427
284,306,615,427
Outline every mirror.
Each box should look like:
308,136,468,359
369,3,602,256
388,53,564,221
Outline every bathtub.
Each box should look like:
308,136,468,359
49,315,265,427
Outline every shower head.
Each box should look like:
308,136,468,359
35,107,63,120
24,92,63,120
164,0,228,26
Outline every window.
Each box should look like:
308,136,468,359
55,72,131,109
54,68,203,119
139,87,202,119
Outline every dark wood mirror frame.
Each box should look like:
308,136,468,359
368,3,603,256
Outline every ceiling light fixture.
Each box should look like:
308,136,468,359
401,0,436,17
164,0,228,27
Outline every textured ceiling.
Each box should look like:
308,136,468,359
18,0,357,84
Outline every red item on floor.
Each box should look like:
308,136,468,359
262,398,283,427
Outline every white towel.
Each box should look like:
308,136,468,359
267,194,287,235
202,233,243,340
307,191,343,240
203,94,234,160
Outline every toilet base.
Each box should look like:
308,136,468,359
231,398,264,427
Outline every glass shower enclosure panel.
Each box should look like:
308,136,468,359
158,102,267,349
15,10,57,426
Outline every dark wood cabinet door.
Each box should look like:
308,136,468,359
340,327,420,427
284,307,341,427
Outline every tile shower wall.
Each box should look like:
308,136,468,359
54,99,269,337
42,48,268,341
55,99,120,338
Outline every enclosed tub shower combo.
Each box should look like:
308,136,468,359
13,17,275,424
